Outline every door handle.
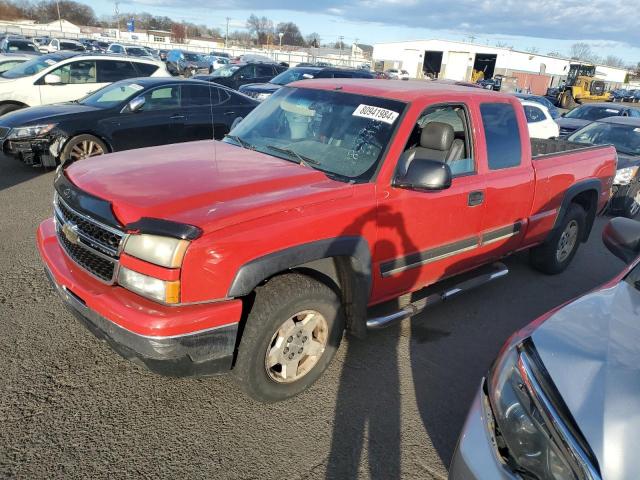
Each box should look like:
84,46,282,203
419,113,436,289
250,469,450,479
468,190,484,206
169,114,185,120
223,111,236,116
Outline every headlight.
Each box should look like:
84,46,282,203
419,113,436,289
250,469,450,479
7,124,56,139
613,166,638,185
117,266,180,304
123,234,189,268
488,343,597,479
256,92,271,101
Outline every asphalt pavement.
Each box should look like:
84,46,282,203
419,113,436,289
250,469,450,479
0,157,625,479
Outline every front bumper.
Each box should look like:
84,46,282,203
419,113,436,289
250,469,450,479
449,380,518,480
37,218,243,377
3,135,58,167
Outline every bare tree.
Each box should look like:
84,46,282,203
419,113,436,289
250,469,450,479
494,41,513,49
524,46,539,54
275,21,305,46
569,42,593,61
546,51,562,58
604,55,625,68
246,14,273,45
305,32,321,48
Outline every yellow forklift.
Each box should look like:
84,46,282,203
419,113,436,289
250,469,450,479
558,63,611,109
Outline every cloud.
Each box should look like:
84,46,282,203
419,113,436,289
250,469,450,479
122,0,639,46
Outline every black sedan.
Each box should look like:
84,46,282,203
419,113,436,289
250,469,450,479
0,77,258,167
556,102,640,136
567,116,640,217
194,62,286,91
238,66,374,101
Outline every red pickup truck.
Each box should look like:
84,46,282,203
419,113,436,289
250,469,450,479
38,80,616,402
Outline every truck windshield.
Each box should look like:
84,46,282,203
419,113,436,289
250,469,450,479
568,122,640,156
225,86,406,181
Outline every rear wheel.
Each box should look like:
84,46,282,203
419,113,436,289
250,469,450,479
60,134,107,164
530,203,586,274
0,103,24,116
233,273,345,403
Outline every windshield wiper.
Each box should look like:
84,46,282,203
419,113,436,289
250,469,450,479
265,145,320,166
224,134,254,150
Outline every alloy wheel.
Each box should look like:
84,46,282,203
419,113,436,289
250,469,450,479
69,140,105,161
556,220,579,262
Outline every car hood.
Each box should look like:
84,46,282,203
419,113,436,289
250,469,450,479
65,140,353,232
556,117,590,131
240,83,280,94
532,280,640,479
0,103,100,127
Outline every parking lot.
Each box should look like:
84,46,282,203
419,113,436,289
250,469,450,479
0,157,625,479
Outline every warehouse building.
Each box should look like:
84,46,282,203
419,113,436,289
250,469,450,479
373,39,629,93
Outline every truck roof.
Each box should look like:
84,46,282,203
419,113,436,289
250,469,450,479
287,78,504,102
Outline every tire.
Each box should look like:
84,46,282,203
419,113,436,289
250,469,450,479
0,103,24,116
530,203,586,274
561,91,576,109
233,273,345,403
60,134,108,164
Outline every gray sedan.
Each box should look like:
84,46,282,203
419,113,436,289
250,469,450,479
450,217,640,479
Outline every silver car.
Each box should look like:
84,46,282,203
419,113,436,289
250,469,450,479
450,217,640,480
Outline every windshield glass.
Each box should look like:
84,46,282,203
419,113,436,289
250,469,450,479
184,53,204,62
79,82,144,109
271,68,316,85
1,54,63,78
211,64,240,77
565,106,622,121
225,87,406,181
7,41,38,53
568,122,640,156
126,47,148,56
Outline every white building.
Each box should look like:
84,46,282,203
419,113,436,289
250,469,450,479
373,39,629,89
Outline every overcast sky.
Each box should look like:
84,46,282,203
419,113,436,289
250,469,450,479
92,0,640,63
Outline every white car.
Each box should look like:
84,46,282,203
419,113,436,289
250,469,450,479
107,43,154,59
207,55,229,73
38,38,85,54
0,52,170,115
520,99,559,139
385,68,410,80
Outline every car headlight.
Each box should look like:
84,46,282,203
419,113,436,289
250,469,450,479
488,342,598,480
117,266,180,304
123,234,189,268
7,124,56,139
613,166,638,185
256,93,271,101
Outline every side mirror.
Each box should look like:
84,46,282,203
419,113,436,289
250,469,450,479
230,116,243,130
394,158,452,191
44,73,62,85
128,96,145,113
560,112,566,117
602,217,640,264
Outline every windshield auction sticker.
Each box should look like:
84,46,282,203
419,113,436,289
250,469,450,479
352,104,399,124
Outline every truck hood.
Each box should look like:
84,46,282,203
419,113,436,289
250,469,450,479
65,140,353,232
532,280,640,479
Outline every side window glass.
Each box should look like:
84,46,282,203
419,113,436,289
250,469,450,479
96,60,138,82
524,105,545,123
218,89,231,104
256,65,273,76
133,62,159,76
50,60,96,84
182,85,218,107
401,104,475,177
240,65,256,79
140,86,181,111
480,103,522,170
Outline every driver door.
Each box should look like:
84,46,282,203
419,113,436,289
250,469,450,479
38,59,99,104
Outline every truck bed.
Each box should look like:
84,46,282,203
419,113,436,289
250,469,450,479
531,138,610,159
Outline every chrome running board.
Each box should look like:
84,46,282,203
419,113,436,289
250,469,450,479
366,262,508,329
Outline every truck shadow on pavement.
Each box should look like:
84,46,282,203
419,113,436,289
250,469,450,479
0,157,50,192
325,211,622,479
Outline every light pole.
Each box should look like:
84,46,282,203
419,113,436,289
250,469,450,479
225,17,229,48
339,35,344,64
278,32,283,49
56,0,62,32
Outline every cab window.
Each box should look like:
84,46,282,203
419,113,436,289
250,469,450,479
139,86,181,111
480,103,522,170
256,64,274,77
400,104,475,177
49,60,96,84
239,65,256,79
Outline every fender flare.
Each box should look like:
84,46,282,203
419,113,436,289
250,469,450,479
227,236,372,299
551,178,601,241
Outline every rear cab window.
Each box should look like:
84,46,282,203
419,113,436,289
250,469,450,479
480,103,522,170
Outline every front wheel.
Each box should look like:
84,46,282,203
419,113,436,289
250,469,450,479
233,273,345,403
60,134,107,164
561,91,576,109
530,203,586,274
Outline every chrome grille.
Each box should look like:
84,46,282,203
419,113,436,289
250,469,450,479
54,193,125,284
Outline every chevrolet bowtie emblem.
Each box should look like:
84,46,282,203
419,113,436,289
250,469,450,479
62,222,80,245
